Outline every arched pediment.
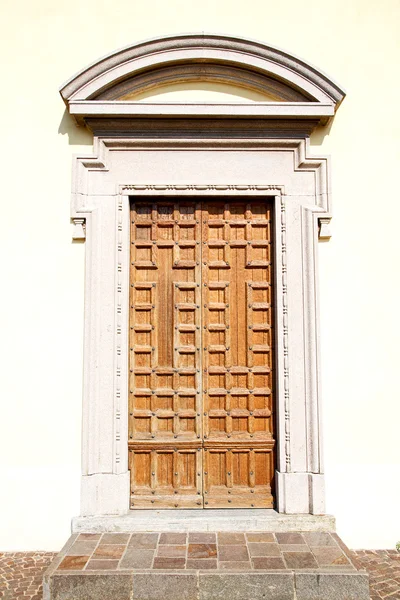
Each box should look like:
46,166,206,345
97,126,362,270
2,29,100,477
61,34,345,128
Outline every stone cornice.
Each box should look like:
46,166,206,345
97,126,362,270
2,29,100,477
60,34,345,130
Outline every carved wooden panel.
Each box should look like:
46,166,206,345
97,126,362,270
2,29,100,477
129,445,202,508
203,446,274,508
129,198,274,508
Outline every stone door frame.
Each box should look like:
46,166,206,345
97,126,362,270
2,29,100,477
62,34,345,521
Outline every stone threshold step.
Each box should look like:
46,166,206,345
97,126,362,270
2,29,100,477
72,509,336,533
44,531,369,599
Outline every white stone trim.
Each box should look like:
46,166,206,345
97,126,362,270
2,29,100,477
62,34,345,521
60,33,345,110
71,136,331,517
72,509,336,533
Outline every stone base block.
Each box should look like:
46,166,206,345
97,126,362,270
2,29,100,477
45,570,369,600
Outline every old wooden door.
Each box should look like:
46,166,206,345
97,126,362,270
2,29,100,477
128,198,275,508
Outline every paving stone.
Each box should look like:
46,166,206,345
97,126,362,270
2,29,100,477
218,561,252,570
65,541,98,556
132,573,198,600
199,573,294,600
187,559,218,569
252,557,287,570
283,552,319,569
279,544,310,552
311,546,351,567
100,533,130,545
248,543,281,557
246,533,275,543
57,556,90,570
77,533,102,541
86,559,119,570
188,532,216,544
217,532,246,545
128,533,159,549
0,552,56,600
354,549,400,599
188,544,217,558
218,545,249,561
302,532,337,547
119,549,154,569
275,533,305,545
5,535,398,600
50,573,133,600
156,545,187,557
159,533,187,545
295,572,370,599
93,544,126,559
153,557,186,569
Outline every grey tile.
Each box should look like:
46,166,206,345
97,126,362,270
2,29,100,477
275,533,305,545
279,544,310,553
57,556,90,571
86,560,119,570
159,533,187,545
218,533,246,545
101,533,130,545
93,544,126,559
187,559,218,569
128,533,159,549
252,557,287,570
77,533,102,542
312,546,352,567
153,557,186,569
283,552,319,569
246,533,275,543
120,548,155,569
248,543,281,557
302,532,337,547
218,545,249,562
157,545,187,557
188,544,217,559
218,561,252,570
188,532,216,544
66,541,98,556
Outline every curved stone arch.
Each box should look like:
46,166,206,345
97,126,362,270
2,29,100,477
60,33,345,110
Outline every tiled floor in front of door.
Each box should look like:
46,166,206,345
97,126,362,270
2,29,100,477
54,531,356,571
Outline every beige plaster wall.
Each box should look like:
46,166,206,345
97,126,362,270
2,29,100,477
1,0,399,551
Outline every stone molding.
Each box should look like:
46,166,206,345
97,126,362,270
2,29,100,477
62,35,344,520
60,33,345,127
70,135,331,517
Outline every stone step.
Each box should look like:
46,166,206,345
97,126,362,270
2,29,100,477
43,531,369,600
72,509,336,533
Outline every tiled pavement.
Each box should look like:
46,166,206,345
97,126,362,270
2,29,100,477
355,550,400,600
0,552,56,600
1,540,399,599
52,531,357,572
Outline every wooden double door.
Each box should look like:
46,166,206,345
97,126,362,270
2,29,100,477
128,198,275,508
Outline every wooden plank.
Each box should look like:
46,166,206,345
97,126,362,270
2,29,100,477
129,199,203,508
202,199,275,509
129,197,275,509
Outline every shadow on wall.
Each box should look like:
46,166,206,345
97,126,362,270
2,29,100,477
310,119,333,146
58,109,93,146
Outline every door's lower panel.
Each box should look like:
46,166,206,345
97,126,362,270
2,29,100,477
129,444,203,509
203,444,275,508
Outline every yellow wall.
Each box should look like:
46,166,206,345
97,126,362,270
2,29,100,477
1,0,399,550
